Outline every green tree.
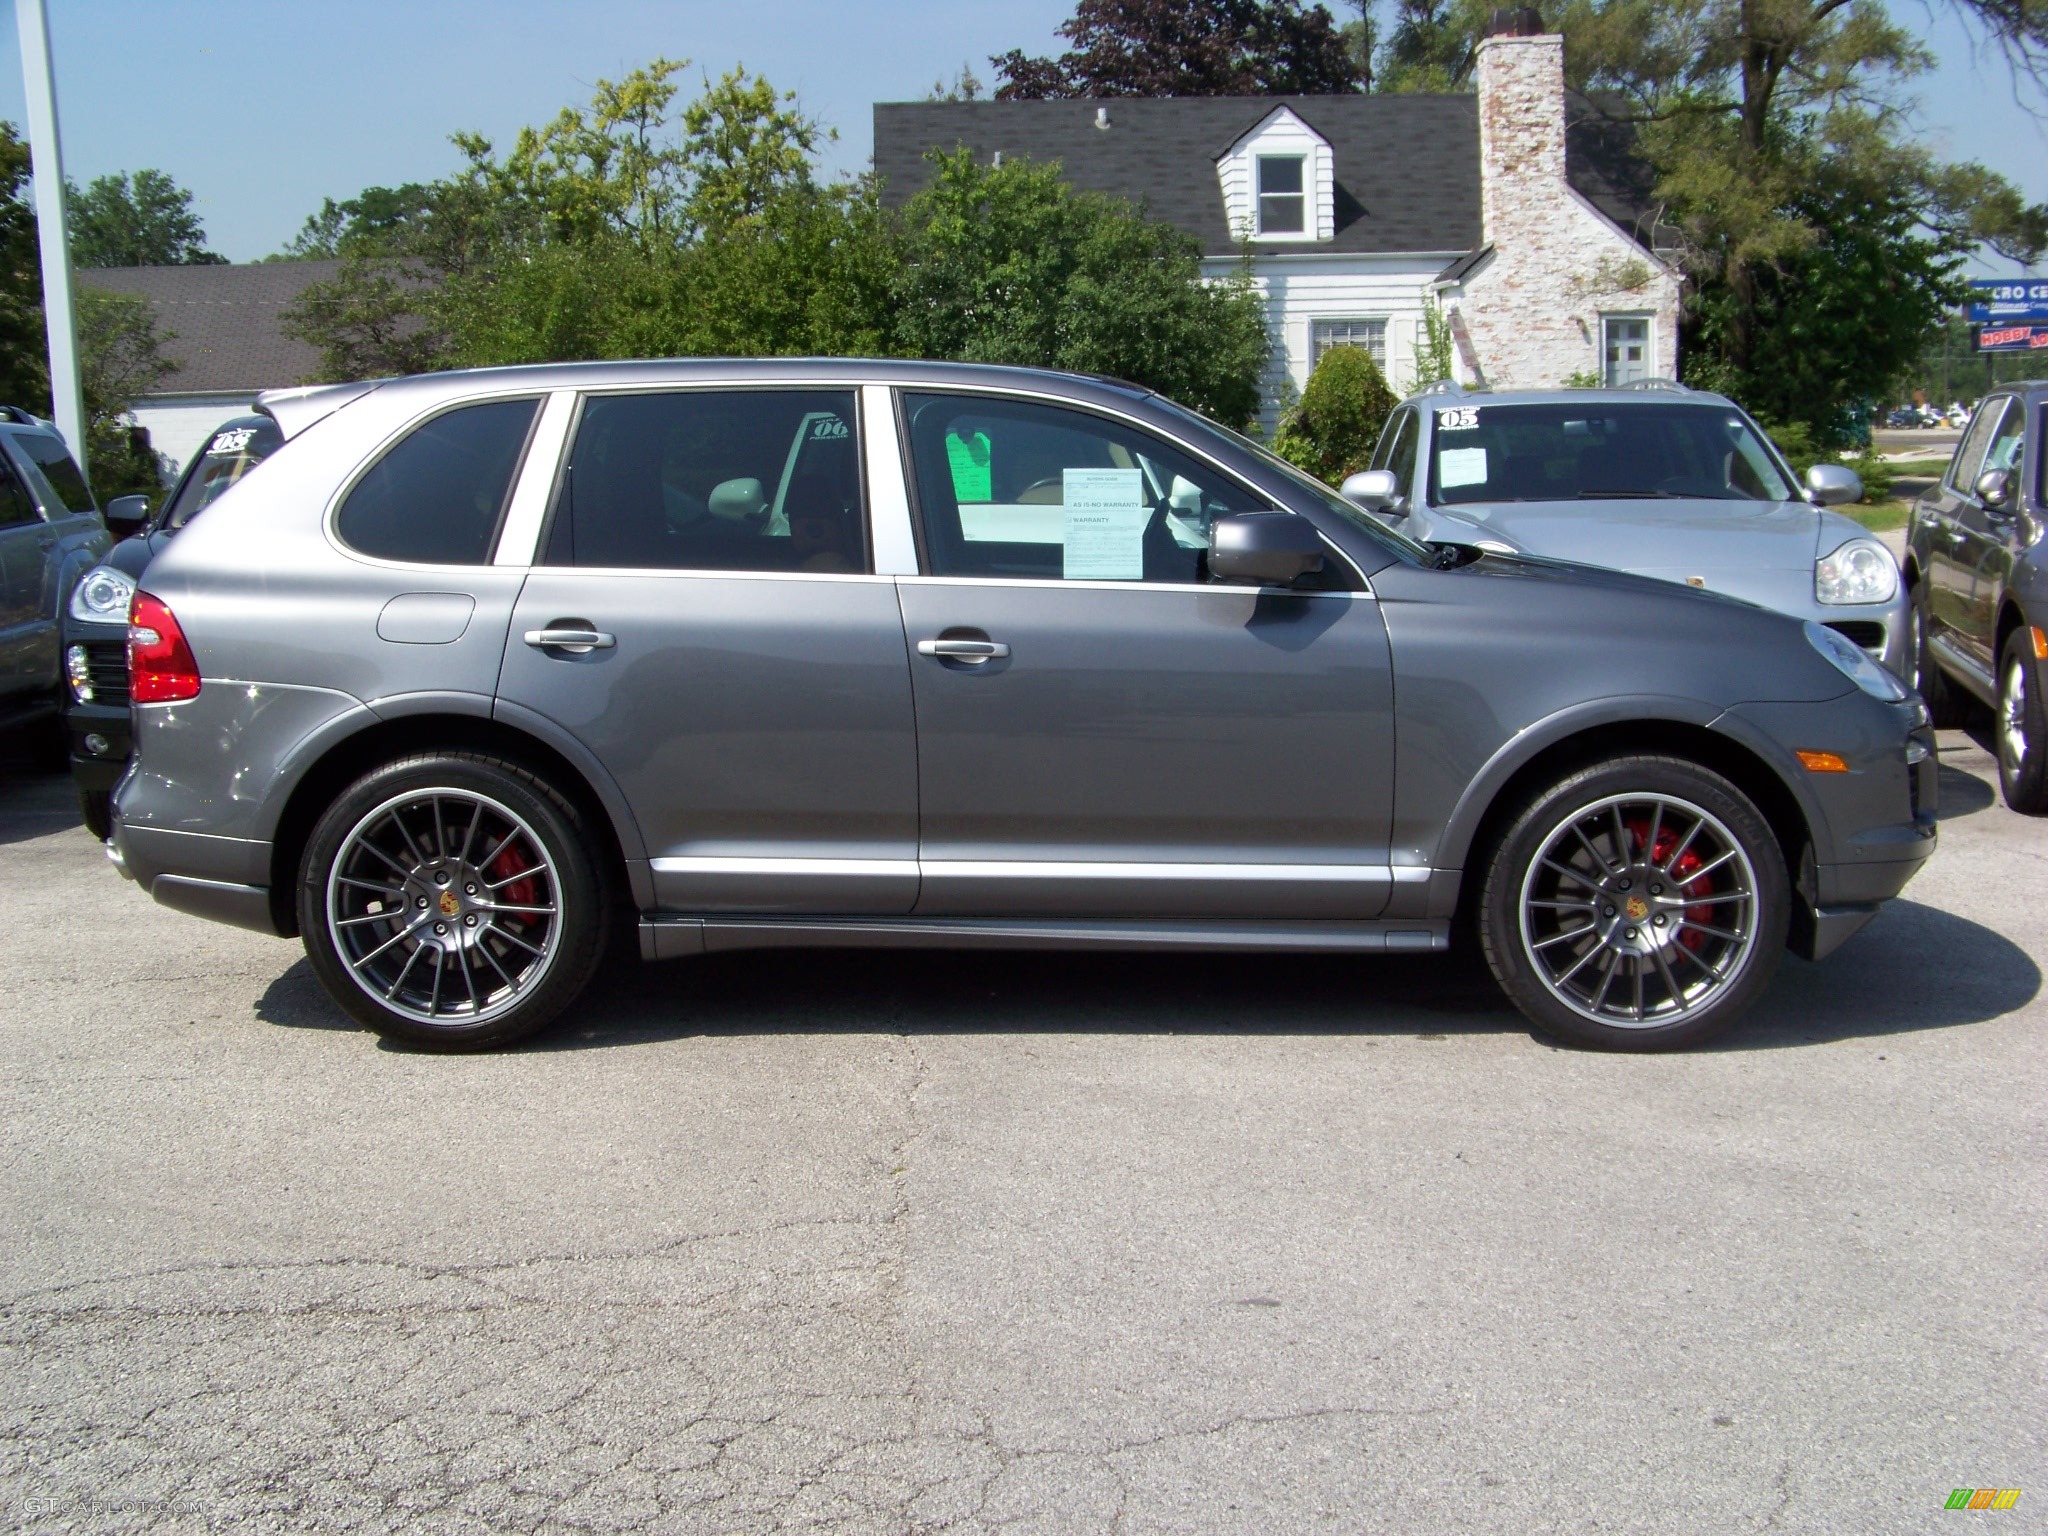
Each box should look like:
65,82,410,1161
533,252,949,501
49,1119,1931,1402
993,0,1365,96
889,150,1269,423
76,289,178,495
0,123,47,412
1271,342,1398,481
67,169,225,267
274,184,435,259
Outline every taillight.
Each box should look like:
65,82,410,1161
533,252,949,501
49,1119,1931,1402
128,591,201,703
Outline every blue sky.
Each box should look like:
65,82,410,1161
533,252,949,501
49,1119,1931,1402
1,0,2042,271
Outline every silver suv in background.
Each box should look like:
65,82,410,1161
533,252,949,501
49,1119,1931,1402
0,408,112,735
108,361,1935,1054
1343,384,1908,677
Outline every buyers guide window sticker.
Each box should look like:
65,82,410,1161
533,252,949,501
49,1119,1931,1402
1436,406,1481,431
1439,448,1488,488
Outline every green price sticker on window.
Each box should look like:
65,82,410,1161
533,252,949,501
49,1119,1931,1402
946,430,992,502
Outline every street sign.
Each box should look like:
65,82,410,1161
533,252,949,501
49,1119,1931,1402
1973,322,2048,352
1967,278,2048,323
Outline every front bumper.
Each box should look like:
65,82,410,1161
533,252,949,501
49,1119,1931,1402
1719,692,1937,959
62,625,132,793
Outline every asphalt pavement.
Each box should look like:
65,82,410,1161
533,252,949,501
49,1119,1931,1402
0,728,2040,1534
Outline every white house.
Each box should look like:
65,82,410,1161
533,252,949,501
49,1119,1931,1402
874,16,1682,428
78,259,341,468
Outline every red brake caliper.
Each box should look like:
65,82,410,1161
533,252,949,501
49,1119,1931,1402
489,843,539,916
1625,820,1712,953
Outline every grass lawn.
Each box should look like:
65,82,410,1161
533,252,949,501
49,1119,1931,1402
1848,501,1911,532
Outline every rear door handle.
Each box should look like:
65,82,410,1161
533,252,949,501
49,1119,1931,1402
917,637,1010,661
523,626,615,654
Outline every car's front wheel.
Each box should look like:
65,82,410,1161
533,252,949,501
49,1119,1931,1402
1478,757,1791,1051
1996,628,2048,815
298,753,610,1049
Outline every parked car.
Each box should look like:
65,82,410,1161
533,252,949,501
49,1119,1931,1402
1342,383,1909,677
1904,381,2048,812
106,361,1935,1054
0,406,114,736
64,413,282,836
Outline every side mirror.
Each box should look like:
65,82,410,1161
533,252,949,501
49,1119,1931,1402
1805,464,1862,507
1206,511,1326,587
1340,469,1403,515
1975,467,2013,512
103,493,151,536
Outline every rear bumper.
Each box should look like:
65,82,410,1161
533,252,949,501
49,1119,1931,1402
110,820,289,937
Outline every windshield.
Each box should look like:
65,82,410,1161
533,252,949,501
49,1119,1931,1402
1150,398,1434,564
161,417,282,528
1427,401,1798,506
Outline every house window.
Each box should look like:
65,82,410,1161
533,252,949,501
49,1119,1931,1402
1311,318,1387,372
1602,315,1651,385
1256,156,1305,235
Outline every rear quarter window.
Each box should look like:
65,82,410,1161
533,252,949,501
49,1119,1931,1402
12,432,94,513
336,398,539,565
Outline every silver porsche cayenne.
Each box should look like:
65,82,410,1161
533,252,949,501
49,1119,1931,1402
106,360,1936,1052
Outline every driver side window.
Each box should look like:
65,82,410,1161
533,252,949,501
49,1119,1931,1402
903,393,1262,582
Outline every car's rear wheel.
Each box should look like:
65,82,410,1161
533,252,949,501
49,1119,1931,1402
1996,629,2048,815
298,753,609,1050
1478,757,1790,1051
1910,586,1970,729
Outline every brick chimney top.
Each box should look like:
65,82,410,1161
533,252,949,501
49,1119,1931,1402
1488,6,1545,36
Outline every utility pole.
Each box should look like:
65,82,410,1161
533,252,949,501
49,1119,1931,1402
14,0,87,477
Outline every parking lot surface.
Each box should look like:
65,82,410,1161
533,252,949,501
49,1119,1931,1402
0,732,2041,1534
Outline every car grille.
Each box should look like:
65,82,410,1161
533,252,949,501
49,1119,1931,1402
83,640,128,707
1825,620,1886,654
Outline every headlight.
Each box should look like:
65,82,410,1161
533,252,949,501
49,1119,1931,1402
1815,537,1898,605
69,564,136,623
1805,620,1908,701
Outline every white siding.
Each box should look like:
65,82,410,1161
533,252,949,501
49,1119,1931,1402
125,393,258,474
1215,108,1335,244
1205,255,1448,431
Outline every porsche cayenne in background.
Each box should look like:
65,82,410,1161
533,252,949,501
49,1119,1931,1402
105,361,1935,1053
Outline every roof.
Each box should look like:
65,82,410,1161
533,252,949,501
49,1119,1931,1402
873,94,1671,259
77,260,341,394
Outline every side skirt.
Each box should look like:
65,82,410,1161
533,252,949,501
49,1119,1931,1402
640,915,1450,962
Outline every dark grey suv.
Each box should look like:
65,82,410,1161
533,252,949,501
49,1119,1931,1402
0,407,112,732
107,362,1936,1052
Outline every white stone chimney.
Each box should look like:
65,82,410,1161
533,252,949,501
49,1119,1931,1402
1475,14,1567,250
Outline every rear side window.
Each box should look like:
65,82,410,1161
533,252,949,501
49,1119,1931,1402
543,390,864,572
0,454,35,528
14,433,94,513
163,416,283,529
336,398,539,564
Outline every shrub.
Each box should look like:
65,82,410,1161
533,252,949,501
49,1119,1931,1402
1271,344,1398,484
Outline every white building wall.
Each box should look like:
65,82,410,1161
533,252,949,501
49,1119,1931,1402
1204,255,1448,432
126,393,258,475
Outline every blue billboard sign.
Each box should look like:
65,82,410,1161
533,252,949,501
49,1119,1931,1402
1968,278,2048,323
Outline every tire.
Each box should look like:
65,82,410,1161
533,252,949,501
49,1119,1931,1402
77,787,111,842
1477,756,1791,1051
297,752,611,1050
1995,628,2048,815
1909,585,1971,729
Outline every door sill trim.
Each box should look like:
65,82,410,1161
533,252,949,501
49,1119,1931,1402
639,915,1447,961
1928,632,1997,705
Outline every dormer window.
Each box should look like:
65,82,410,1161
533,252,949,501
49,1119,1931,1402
1256,156,1305,234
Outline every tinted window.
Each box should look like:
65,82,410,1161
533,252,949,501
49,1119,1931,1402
337,398,538,565
903,393,1265,583
545,391,863,572
1980,399,2026,484
15,433,93,513
1426,401,1796,506
0,455,34,528
1948,398,2007,495
163,416,283,529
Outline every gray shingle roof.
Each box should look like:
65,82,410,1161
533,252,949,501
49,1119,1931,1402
874,95,1669,260
78,260,341,393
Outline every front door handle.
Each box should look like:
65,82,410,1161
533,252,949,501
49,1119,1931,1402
917,637,1010,662
523,625,616,654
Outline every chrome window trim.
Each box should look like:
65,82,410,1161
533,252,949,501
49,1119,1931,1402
521,566,898,586
493,390,580,566
897,573,1376,600
890,383,1373,590
862,383,919,576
